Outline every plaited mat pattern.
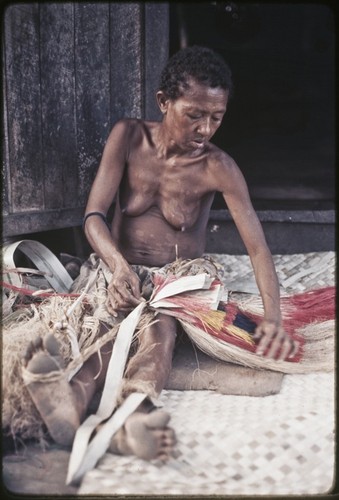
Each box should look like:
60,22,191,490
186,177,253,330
79,373,335,495
210,251,335,293
79,252,336,496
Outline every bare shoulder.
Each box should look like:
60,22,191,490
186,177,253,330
109,118,157,148
103,118,151,160
206,143,244,192
107,118,141,141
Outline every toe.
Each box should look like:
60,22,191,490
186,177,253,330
33,336,43,349
157,445,173,461
145,410,171,429
44,333,61,356
162,436,176,448
23,341,35,364
122,411,175,462
161,429,176,448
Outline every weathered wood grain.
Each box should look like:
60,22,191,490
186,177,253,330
109,2,143,123
40,3,77,209
3,208,84,237
144,3,169,120
3,2,169,237
4,4,44,212
2,44,10,216
74,3,111,207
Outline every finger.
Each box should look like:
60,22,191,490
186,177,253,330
112,273,142,300
106,291,124,317
116,305,139,313
282,339,301,362
252,323,263,340
277,337,293,361
255,328,277,355
265,329,288,359
253,321,276,340
252,329,262,340
126,278,143,301
107,295,143,318
125,291,144,307
106,299,119,318
291,338,300,357
114,284,143,307
108,285,138,309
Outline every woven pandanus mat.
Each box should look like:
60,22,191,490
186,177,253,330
79,371,335,496
209,251,335,294
78,252,335,495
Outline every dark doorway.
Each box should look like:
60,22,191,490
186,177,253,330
170,2,335,210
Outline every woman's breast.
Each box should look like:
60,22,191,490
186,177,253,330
116,207,208,266
159,198,201,230
120,193,155,217
121,189,210,231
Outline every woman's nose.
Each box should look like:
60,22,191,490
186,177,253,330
197,119,211,137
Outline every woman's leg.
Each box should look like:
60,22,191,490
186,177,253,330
108,313,177,460
23,314,177,459
22,323,113,446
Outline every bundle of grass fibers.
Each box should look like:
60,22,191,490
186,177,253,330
150,258,335,374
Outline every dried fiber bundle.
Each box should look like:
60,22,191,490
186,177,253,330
150,262,335,373
2,254,335,446
2,283,156,444
2,295,92,443
181,319,334,374
2,306,50,444
232,287,335,331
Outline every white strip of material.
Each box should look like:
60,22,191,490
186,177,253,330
3,239,73,292
67,273,218,485
66,301,147,484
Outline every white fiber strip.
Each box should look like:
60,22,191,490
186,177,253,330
150,273,212,303
69,392,147,484
66,301,146,484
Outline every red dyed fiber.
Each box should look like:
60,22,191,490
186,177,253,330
1,281,81,299
241,287,335,335
151,273,335,363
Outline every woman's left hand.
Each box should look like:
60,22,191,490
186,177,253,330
253,320,299,361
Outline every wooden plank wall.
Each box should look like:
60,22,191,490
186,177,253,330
3,2,169,237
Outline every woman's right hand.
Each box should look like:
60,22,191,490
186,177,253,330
106,262,145,317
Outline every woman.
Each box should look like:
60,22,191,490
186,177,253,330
24,46,295,463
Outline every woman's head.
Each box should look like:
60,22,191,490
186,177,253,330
159,46,233,100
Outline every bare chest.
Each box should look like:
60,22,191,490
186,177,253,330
120,155,213,229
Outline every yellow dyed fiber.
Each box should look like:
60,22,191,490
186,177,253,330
195,310,226,332
194,310,254,346
226,324,255,345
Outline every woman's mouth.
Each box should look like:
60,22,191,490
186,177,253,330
191,139,205,149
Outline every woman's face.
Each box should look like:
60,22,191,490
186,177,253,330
158,78,229,154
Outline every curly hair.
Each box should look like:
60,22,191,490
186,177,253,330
159,46,233,100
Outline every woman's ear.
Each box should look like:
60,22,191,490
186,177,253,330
156,91,169,114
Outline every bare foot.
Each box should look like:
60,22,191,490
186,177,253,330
109,410,176,461
22,333,81,446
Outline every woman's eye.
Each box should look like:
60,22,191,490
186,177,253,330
188,114,201,120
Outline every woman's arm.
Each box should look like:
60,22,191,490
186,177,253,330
84,119,143,315
217,157,295,360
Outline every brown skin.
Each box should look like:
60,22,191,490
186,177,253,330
85,79,295,360
24,79,295,462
